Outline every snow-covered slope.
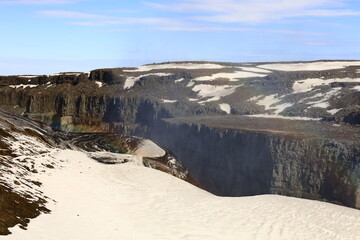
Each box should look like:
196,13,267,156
5,149,360,240
0,110,189,235
0,110,358,240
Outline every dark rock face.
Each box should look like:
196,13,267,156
133,118,360,209
343,111,360,125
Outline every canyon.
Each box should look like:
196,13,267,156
0,61,360,236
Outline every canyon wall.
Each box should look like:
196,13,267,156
136,120,360,209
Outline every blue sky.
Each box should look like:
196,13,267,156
1,0,360,75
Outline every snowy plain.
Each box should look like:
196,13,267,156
123,63,227,72
5,148,360,240
259,61,360,72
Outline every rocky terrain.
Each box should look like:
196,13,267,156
2,61,360,127
0,60,360,232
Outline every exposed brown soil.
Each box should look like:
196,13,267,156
0,184,49,235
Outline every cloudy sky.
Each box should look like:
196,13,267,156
1,0,360,75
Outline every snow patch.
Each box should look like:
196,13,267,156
9,84,38,89
198,97,221,104
194,71,266,82
162,99,177,103
352,86,360,91
260,61,360,72
95,81,103,88
298,92,323,103
192,84,240,103
293,78,360,93
123,63,226,72
306,88,342,109
49,72,81,77
219,103,231,114
18,75,38,78
175,78,184,83
134,139,166,158
186,81,195,87
255,94,293,115
327,108,342,115
247,95,264,102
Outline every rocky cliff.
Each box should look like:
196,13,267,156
139,116,360,208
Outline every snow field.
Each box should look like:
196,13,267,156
260,61,360,72
7,149,360,240
123,63,227,72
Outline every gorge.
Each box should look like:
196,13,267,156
0,61,360,238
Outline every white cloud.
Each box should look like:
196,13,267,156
36,9,324,36
146,0,360,23
37,10,188,28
